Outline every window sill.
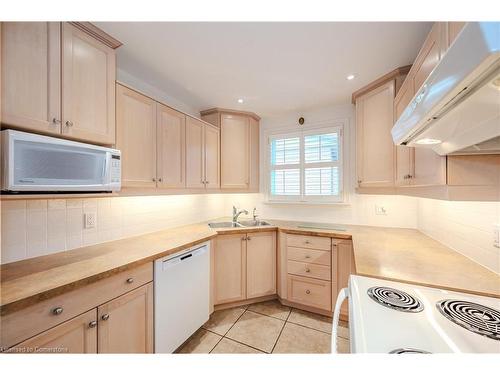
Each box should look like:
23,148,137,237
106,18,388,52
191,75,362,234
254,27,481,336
264,200,351,206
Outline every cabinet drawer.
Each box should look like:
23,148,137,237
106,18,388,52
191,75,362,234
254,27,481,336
1,262,153,350
287,246,331,266
287,275,331,311
286,234,331,251
287,260,331,281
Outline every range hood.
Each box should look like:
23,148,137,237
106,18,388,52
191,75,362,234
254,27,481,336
391,22,500,155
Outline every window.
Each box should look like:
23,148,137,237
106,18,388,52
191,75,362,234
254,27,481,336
268,125,343,203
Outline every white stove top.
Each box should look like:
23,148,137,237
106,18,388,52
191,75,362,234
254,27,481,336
348,275,500,353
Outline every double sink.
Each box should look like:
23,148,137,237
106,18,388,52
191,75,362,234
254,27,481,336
208,220,272,229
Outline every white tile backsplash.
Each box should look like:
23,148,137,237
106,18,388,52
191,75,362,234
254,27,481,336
417,198,500,274
1,194,227,264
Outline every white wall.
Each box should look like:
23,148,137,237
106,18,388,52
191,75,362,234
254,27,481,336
0,194,226,264
417,199,500,274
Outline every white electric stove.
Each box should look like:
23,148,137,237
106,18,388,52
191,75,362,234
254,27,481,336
332,275,500,353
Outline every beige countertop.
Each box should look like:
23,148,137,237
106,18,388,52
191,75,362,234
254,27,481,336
1,218,499,315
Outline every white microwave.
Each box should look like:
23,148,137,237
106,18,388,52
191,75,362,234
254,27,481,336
1,130,121,192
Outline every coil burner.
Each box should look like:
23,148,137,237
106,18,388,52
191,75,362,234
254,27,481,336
367,286,424,313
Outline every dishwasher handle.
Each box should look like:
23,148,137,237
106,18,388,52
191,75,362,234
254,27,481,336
332,287,349,354
160,245,207,270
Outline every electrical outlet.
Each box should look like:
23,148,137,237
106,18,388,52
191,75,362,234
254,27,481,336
84,212,96,229
494,224,500,248
375,205,387,216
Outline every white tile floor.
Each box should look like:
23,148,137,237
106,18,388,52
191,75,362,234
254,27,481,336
176,299,350,354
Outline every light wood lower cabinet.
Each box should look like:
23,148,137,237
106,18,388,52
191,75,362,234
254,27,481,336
214,233,247,304
214,231,276,305
98,283,153,353
12,310,98,354
246,232,277,299
334,239,356,317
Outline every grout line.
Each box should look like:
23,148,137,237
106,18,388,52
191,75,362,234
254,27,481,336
270,320,287,354
208,329,225,354
219,336,268,354
245,308,290,322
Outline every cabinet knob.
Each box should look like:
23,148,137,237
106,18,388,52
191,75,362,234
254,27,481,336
152,178,156,182
126,277,134,284
305,290,311,295
101,314,110,321
88,321,97,328
205,181,209,184
246,236,251,241
305,255,311,259
158,178,162,182
52,118,61,125
242,236,247,241
305,240,310,244
52,307,64,315
357,179,362,184
65,120,74,127
305,268,310,273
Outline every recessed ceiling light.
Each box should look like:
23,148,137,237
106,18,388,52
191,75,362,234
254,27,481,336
237,98,244,103
346,75,355,80
415,138,442,145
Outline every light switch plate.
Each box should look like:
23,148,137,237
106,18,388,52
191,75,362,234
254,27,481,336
494,224,500,248
84,212,96,229
375,205,387,215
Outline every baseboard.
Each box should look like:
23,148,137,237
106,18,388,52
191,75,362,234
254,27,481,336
213,294,277,311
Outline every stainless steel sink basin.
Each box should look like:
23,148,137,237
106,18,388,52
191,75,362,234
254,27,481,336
208,222,243,228
238,220,272,227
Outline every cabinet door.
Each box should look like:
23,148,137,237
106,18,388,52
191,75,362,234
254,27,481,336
395,146,413,186
1,22,61,134
411,148,446,186
98,283,153,354
185,117,205,189
412,23,442,93
356,81,395,187
204,124,220,189
12,310,97,354
248,117,260,192
246,231,276,299
334,240,355,317
220,114,250,189
394,76,414,123
214,234,246,304
116,84,157,188
61,23,116,144
157,104,186,188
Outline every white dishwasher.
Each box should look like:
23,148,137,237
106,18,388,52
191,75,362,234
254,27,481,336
154,242,210,353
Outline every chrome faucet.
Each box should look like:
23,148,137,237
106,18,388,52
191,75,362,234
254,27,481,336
252,207,259,222
232,206,248,223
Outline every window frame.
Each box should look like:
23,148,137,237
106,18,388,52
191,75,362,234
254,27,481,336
265,123,345,204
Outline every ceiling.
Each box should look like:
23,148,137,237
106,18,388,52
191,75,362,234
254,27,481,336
96,22,432,117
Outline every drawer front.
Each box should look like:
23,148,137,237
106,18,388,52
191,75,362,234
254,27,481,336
287,275,331,311
286,234,331,251
287,260,331,281
1,262,153,350
287,246,331,266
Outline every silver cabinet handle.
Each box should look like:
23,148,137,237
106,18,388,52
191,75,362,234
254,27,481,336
305,290,311,295
65,120,73,127
88,321,97,328
52,118,61,124
52,307,64,315
126,277,134,284
101,314,110,321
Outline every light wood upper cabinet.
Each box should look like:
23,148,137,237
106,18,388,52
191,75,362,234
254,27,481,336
412,23,443,92
98,283,153,354
221,113,250,189
411,148,446,186
13,310,98,354
157,104,186,188
1,22,119,145
61,23,116,144
185,116,206,189
1,22,61,134
116,84,157,188
214,234,247,305
201,108,260,192
355,80,395,187
204,123,221,189
246,231,276,299
446,22,466,48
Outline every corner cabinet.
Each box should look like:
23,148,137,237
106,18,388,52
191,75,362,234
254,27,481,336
200,108,260,192
1,22,119,145
214,231,276,306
